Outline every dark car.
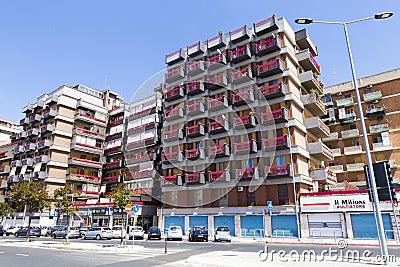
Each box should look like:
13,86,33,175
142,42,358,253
14,227,41,237
188,226,208,242
147,226,161,240
0,225,4,236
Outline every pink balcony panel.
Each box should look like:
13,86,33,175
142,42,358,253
261,108,288,124
207,54,227,70
187,102,205,116
187,81,205,96
186,124,205,138
257,59,284,78
259,83,286,100
254,16,278,36
209,144,230,158
208,96,229,111
265,164,292,178
208,119,229,134
232,90,254,106
165,67,185,83
209,170,230,182
164,86,184,101
233,114,256,129
263,135,289,150
187,61,205,76
207,74,228,90
255,37,280,56
234,140,257,154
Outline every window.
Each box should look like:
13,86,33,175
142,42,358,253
355,157,363,163
349,124,357,130
278,184,289,205
347,108,354,115
321,93,332,104
352,140,360,146
376,153,385,161
373,137,382,143
246,187,256,206
276,155,285,166
367,104,375,110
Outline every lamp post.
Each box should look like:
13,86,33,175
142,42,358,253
295,12,393,262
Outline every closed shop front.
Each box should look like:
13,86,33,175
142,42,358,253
351,213,393,239
308,213,343,238
214,215,235,236
240,215,264,237
189,216,208,229
271,215,298,237
164,216,185,234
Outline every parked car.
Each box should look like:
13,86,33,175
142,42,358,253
188,226,208,242
82,227,113,240
52,226,81,239
40,226,52,237
50,225,64,236
166,226,183,241
112,225,125,239
0,225,4,236
129,226,144,240
147,226,161,240
14,227,41,237
5,226,23,236
213,226,231,242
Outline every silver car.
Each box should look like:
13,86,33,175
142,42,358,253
214,226,231,242
52,226,81,239
82,227,113,240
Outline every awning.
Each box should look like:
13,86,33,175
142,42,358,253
19,165,27,176
99,198,110,203
86,199,98,205
33,163,42,173
9,167,16,176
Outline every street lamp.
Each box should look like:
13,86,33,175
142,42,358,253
295,12,393,262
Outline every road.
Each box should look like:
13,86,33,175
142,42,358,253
0,236,399,267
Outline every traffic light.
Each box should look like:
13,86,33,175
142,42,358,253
364,161,397,202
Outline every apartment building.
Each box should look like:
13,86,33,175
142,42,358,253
158,15,334,236
321,68,400,188
0,119,20,146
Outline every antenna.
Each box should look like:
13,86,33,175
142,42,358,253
333,68,337,84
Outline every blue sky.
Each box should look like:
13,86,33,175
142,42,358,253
0,0,399,122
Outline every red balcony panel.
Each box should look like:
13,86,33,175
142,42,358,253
259,83,286,100
106,132,123,141
207,54,227,70
104,145,122,155
163,128,183,142
186,124,205,138
128,107,156,121
265,164,292,178
125,154,153,165
103,160,123,170
261,108,288,124
230,46,251,63
164,86,184,102
209,144,230,158
108,118,124,127
207,74,228,90
255,37,280,56
208,96,229,111
127,122,156,135
164,107,184,121
165,67,185,83
185,148,204,160
232,90,254,106
231,68,252,84
233,114,256,129
234,140,257,154
208,119,229,134
235,168,255,180
209,170,230,182
102,176,120,184
257,59,284,78
162,152,182,163
187,61,205,76
187,102,205,116
254,16,278,36
162,175,178,186
186,173,205,184
263,135,289,150
187,81,205,96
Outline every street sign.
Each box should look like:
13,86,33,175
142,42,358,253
125,204,132,213
267,201,273,210
133,204,140,213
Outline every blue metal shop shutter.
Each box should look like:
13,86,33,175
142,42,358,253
214,215,235,236
351,213,393,239
240,215,264,237
189,216,208,230
164,216,185,234
271,215,298,238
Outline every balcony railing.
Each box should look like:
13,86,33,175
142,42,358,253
208,119,229,134
233,114,256,129
43,109,57,118
187,41,206,58
208,96,229,111
366,106,386,118
40,124,55,133
29,114,42,123
307,142,333,161
234,140,257,154
254,16,278,36
162,175,180,186
209,170,230,182
103,160,123,170
232,90,254,106
187,61,205,76
207,34,228,51
166,48,185,65
0,165,10,174
230,68,252,84
73,127,106,140
346,163,364,172
127,122,155,135
332,148,341,157
338,112,356,125
304,117,330,137
336,97,354,107
14,145,25,154
265,164,292,178
186,124,206,138
341,129,359,139
322,132,339,142
187,81,205,96
127,170,154,180
235,168,257,180
164,106,184,121
125,137,156,150
259,83,286,100
74,113,106,126
300,93,326,116
343,145,362,155
68,157,102,168
328,165,344,173
21,158,34,166
128,107,156,121
230,25,251,44
102,176,120,184
310,168,337,184
185,148,205,160
209,144,230,158
187,102,205,116
207,54,227,70
163,128,184,142
370,124,389,134
71,141,102,154
256,37,280,56
68,174,101,184
230,46,251,63
17,131,27,139
11,160,22,167
164,86,185,102
186,173,205,185
261,108,288,124
296,49,321,74
165,66,185,83
257,59,284,78
363,91,382,102
125,154,153,165
27,128,39,137
207,74,228,90
372,142,392,151
298,70,323,93
263,135,288,150
162,151,183,163
108,118,124,127
24,142,37,151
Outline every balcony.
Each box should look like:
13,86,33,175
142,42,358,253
304,117,330,137
17,131,27,139
43,109,57,118
162,175,183,186
300,93,326,116
310,168,337,184
0,165,10,174
103,160,124,170
328,165,344,173
125,153,154,165
341,129,359,139
363,91,382,102
209,170,231,182
336,97,354,108
29,114,42,123
26,128,39,137
102,176,120,184
126,170,155,180
307,142,333,161
295,29,318,57
339,112,356,125
187,41,206,58
128,106,156,121
40,124,55,133
257,59,284,78
346,163,364,172
263,135,289,151
185,148,205,160
233,114,256,129
187,102,206,116
165,48,186,66
231,68,252,84
296,49,321,74
67,174,101,184
234,140,257,154
14,145,25,154
165,66,185,83
164,106,184,121
332,148,341,157
35,155,49,164
187,61,205,76
207,34,228,51
73,127,106,140
74,113,106,127
259,83,286,100
255,37,281,56
108,118,124,127
162,151,183,164
22,103,33,113
21,157,33,166
298,70,323,93
372,142,393,151
207,54,227,70
186,124,206,138
254,16,278,36
186,172,206,185
322,132,339,142
20,117,29,126
232,90,254,106
127,122,155,135
235,168,259,181
163,128,184,142
70,142,102,155
261,108,288,125
366,106,386,118
187,81,205,96
209,144,230,158
208,119,229,134
207,74,228,90
24,142,36,152
230,46,251,64
344,145,362,155
11,160,22,168
125,137,157,150
230,25,251,44
321,116,336,125
208,96,229,111
265,164,292,179
390,160,397,169
164,86,185,102
370,124,389,134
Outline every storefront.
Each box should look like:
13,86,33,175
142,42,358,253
271,215,298,238
240,215,264,237
213,215,235,236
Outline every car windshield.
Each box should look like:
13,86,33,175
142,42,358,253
170,227,180,231
133,227,142,231
69,227,78,230
193,226,205,231
113,226,122,230
217,227,229,232
149,227,159,232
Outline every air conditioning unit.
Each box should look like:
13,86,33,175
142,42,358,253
337,92,342,96
367,84,373,89
373,100,379,104
237,186,243,192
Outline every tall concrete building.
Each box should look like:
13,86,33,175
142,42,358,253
158,15,334,236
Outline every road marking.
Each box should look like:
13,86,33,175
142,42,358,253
16,254,29,257
0,252,4,254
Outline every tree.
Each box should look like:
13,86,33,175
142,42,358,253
53,184,80,244
0,202,14,225
9,181,51,241
109,185,131,246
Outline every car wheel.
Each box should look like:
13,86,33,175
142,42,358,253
14,233,17,237
82,235,86,240
5,233,9,236
205,238,208,242
52,234,56,239
129,236,132,240
95,235,101,240
179,238,182,241
228,240,231,243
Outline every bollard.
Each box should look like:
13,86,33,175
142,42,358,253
164,237,168,254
